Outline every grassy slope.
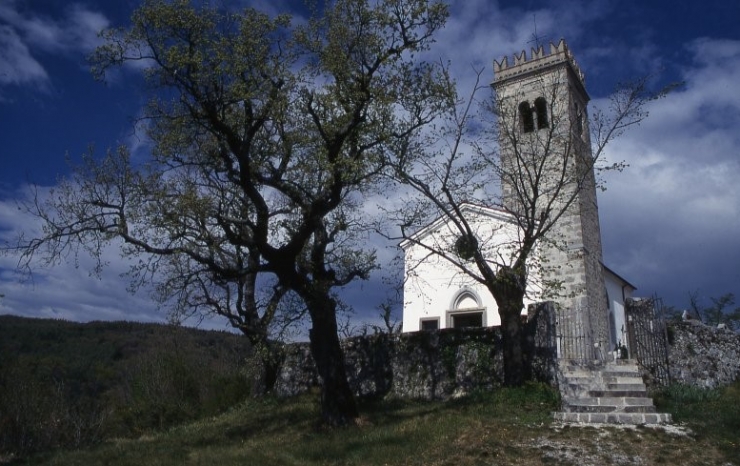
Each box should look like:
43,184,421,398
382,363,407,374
19,382,740,466
2,316,738,465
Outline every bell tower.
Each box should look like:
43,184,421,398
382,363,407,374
492,39,609,360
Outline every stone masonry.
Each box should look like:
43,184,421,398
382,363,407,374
273,309,558,400
492,40,609,359
272,305,740,425
666,321,740,389
553,360,672,425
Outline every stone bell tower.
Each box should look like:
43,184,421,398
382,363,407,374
492,39,609,360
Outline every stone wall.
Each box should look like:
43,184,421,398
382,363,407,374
666,321,740,389
273,306,740,399
274,306,559,400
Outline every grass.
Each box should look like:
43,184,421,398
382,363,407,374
10,381,740,466
653,382,740,462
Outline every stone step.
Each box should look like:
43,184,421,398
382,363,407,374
563,396,655,413
555,361,671,425
561,370,593,379
562,376,644,388
605,383,646,391
564,397,654,407
553,411,672,425
604,372,641,377
601,376,644,384
603,362,640,370
589,389,647,398
601,367,640,375
607,359,640,367
561,404,656,413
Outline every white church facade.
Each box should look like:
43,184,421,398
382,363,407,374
401,40,636,355
400,205,635,352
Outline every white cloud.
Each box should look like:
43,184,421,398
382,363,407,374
67,5,109,52
0,2,109,90
0,186,156,323
0,25,48,87
598,37,740,306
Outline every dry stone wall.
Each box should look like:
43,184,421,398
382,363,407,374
273,305,740,399
274,307,559,400
666,321,740,389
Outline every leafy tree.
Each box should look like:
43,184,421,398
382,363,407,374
4,0,450,425
388,67,671,386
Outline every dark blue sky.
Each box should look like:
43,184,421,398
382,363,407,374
1,0,739,330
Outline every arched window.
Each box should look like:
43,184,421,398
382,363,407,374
534,97,548,129
518,101,534,133
448,289,485,328
454,291,480,310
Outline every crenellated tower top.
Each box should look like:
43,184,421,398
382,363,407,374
492,39,585,88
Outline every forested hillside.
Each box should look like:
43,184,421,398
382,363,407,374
0,315,252,457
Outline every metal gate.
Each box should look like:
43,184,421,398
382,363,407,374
625,297,671,386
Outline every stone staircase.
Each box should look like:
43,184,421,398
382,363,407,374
553,360,672,425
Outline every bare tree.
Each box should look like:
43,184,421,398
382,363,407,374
689,292,740,329
389,58,672,386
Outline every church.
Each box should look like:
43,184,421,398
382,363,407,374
401,40,635,357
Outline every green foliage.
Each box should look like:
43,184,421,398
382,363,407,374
440,344,458,378
11,380,740,465
654,382,740,460
0,316,251,457
654,383,721,404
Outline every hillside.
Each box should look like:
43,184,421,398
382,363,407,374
12,383,740,466
0,315,252,457
1,316,739,465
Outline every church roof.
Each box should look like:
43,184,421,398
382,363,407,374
399,203,516,250
602,264,638,291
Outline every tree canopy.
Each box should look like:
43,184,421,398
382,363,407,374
6,0,453,426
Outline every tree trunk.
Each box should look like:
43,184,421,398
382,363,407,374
306,296,359,426
246,340,283,396
499,304,525,386
490,266,528,387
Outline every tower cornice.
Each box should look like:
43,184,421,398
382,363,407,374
492,39,586,89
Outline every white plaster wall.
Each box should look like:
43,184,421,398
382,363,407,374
604,271,634,351
401,207,539,332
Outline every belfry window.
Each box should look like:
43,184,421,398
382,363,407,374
519,102,535,133
534,97,548,129
575,104,583,136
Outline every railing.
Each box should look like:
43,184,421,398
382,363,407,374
555,306,599,364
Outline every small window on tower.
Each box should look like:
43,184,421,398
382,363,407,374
519,101,534,133
534,97,548,129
